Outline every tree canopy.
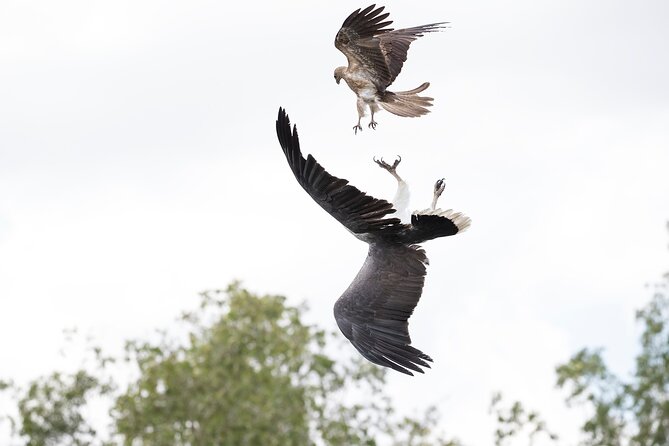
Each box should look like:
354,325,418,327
1,283,456,446
492,264,669,446
554,277,669,446
2,230,668,446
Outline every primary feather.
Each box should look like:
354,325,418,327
276,108,469,375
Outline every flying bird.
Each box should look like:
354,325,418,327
276,108,470,375
334,4,447,134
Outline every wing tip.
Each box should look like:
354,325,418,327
276,106,290,136
277,106,287,121
341,4,394,34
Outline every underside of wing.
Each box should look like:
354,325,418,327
379,23,447,86
335,5,394,88
276,108,405,236
334,243,433,376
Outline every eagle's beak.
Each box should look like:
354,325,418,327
335,78,341,85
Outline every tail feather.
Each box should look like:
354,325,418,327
395,82,431,95
380,82,434,118
401,209,471,244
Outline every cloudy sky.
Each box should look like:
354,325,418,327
1,0,668,443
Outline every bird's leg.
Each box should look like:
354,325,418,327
373,156,403,183
374,156,410,223
368,105,378,130
353,116,363,135
431,178,446,210
354,98,366,135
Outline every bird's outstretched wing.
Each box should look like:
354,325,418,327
276,108,404,236
404,208,471,244
335,5,446,89
378,23,446,86
334,243,432,376
335,5,393,88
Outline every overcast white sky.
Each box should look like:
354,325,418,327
1,0,668,444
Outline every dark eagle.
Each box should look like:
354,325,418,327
334,4,447,134
276,108,470,375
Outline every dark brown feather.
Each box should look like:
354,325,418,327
335,5,395,88
276,108,405,236
379,23,446,85
275,108,470,376
335,5,446,89
334,243,433,376
405,213,460,243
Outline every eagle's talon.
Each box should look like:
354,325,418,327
353,124,363,134
373,157,387,169
373,155,402,173
391,155,401,169
368,121,377,130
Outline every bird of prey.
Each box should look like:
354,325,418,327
333,4,447,134
276,108,470,375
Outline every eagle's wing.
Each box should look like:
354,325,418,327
334,243,432,376
405,208,471,243
334,5,394,89
276,108,405,236
378,23,447,86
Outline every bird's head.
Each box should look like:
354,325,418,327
334,67,346,85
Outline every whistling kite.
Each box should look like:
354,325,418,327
276,108,470,375
334,5,446,134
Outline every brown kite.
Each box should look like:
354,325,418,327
334,5,447,134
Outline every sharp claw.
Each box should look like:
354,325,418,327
368,121,377,130
373,156,402,174
374,157,387,169
353,124,363,135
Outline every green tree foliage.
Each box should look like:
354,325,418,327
5,371,111,446
489,224,669,446
490,261,669,446
555,275,669,446
2,283,458,446
489,392,558,446
113,285,316,445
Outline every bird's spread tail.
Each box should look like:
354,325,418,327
380,82,433,118
402,208,471,244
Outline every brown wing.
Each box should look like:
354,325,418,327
334,242,433,376
334,4,394,89
335,5,447,90
379,23,447,86
276,108,405,236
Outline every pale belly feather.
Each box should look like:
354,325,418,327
344,70,379,104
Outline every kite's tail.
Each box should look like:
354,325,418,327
379,82,433,118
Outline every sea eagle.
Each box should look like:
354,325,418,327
334,4,447,134
276,108,470,375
